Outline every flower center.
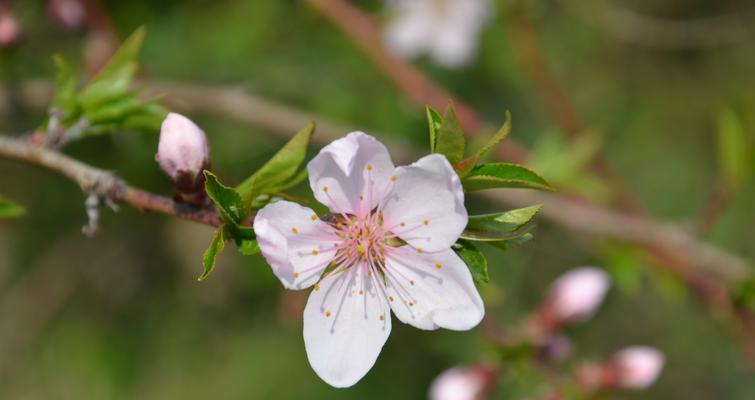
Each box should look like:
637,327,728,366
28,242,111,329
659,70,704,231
330,210,394,271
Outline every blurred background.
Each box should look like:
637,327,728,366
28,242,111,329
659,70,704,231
1,0,754,399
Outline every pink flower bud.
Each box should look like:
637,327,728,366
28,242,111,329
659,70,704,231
0,10,22,47
156,113,210,196
48,0,86,30
545,267,610,325
612,346,665,390
428,363,498,400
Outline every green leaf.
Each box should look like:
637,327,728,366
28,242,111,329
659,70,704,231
488,233,534,251
199,228,225,281
0,196,25,218
236,122,315,204
204,171,245,225
453,240,488,284
454,111,513,177
80,27,146,108
236,238,260,256
461,204,542,241
427,105,443,152
462,163,554,192
717,108,752,189
433,104,466,164
51,54,79,120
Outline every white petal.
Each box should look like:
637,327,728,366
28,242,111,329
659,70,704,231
308,132,396,217
253,201,339,290
383,247,484,330
303,264,392,387
382,154,467,253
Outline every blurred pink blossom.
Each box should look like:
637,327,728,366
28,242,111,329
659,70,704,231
0,9,21,47
429,363,498,400
48,0,86,30
542,267,610,327
612,346,665,390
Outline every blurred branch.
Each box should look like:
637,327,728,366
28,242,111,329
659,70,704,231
0,135,221,227
566,1,755,50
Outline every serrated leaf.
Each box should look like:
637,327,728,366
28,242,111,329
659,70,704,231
461,204,542,241
717,108,752,189
427,105,443,152
236,122,315,204
204,171,245,225
51,54,79,121
433,104,466,164
454,111,513,177
462,163,554,192
199,228,225,281
0,196,25,218
453,239,488,284
80,27,146,108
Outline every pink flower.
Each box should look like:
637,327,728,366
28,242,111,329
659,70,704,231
156,113,209,186
612,346,665,390
544,267,610,325
48,0,86,30
254,132,484,387
429,364,497,400
0,10,21,47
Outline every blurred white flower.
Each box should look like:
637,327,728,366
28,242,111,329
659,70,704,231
546,267,610,325
429,363,497,400
156,113,210,191
0,9,21,47
382,0,491,69
612,346,665,390
254,132,484,387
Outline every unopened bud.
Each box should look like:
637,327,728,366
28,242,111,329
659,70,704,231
541,267,610,327
0,10,21,47
48,0,86,30
156,113,210,202
428,363,498,400
612,346,665,390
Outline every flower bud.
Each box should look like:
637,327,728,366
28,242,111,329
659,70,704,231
156,113,210,201
48,0,86,30
541,267,610,327
612,346,665,390
0,9,22,47
428,363,498,400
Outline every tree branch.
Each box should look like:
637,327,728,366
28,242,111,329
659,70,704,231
0,135,221,227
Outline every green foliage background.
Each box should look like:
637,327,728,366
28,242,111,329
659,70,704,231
1,0,754,399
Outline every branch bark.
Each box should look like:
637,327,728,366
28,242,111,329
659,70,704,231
0,135,221,227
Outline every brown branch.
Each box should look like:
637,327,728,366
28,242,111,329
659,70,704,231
0,135,221,227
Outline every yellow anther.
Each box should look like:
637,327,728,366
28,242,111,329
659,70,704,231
323,186,329,193
379,315,385,321
400,222,406,227
389,296,394,302
312,249,319,256
294,272,299,278
314,284,321,291
325,310,331,317
367,164,373,171
291,227,298,234
423,219,429,225
311,214,317,221
391,175,397,182
435,262,442,269
416,248,424,254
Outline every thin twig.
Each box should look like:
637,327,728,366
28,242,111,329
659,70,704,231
0,135,221,227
